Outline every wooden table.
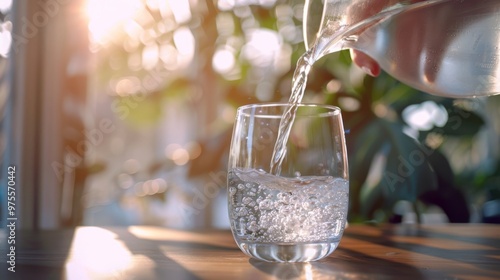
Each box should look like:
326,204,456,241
1,224,499,279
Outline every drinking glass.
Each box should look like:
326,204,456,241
227,103,349,262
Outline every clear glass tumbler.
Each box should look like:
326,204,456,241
227,103,349,262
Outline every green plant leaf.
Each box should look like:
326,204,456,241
419,148,470,222
378,120,439,207
349,121,386,186
433,106,485,136
348,119,388,215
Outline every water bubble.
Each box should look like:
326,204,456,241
320,195,330,204
308,195,319,207
278,192,291,204
229,187,236,195
302,201,311,210
280,205,292,215
259,199,273,210
242,197,252,205
236,207,248,216
268,225,278,235
229,169,349,243
247,221,258,232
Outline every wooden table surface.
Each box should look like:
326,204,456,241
1,224,499,279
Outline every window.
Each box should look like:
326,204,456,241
1,0,304,229
0,0,13,228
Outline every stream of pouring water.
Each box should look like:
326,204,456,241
268,2,350,175
269,50,315,175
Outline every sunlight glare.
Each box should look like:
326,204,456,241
86,0,142,45
146,0,160,11
124,20,143,40
65,227,156,279
216,12,235,36
165,143,182,159
142,43,160,70
218,0,277,10
243,29,281,67
0,21,12,58
173,27,195,67
172,148,190,166
212,48,235,74
159,44,179,70
304,263,314,280
402,101,448,131
115,77,141,96
165,143,196,165
65,228,133,278
167,0,191,24
0,0,12,13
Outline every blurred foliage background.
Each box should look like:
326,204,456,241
66,0,500,227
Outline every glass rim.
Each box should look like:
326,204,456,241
237,103,341,118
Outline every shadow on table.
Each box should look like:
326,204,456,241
345,226,500,279
0,229,76,280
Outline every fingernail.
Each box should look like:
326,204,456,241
361,66,374,76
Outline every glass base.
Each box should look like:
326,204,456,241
237,241,340,262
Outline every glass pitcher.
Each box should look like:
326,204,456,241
303,0,500,98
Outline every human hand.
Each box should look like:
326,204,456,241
348,0,425,77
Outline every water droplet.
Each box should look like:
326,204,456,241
343,35,358,42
